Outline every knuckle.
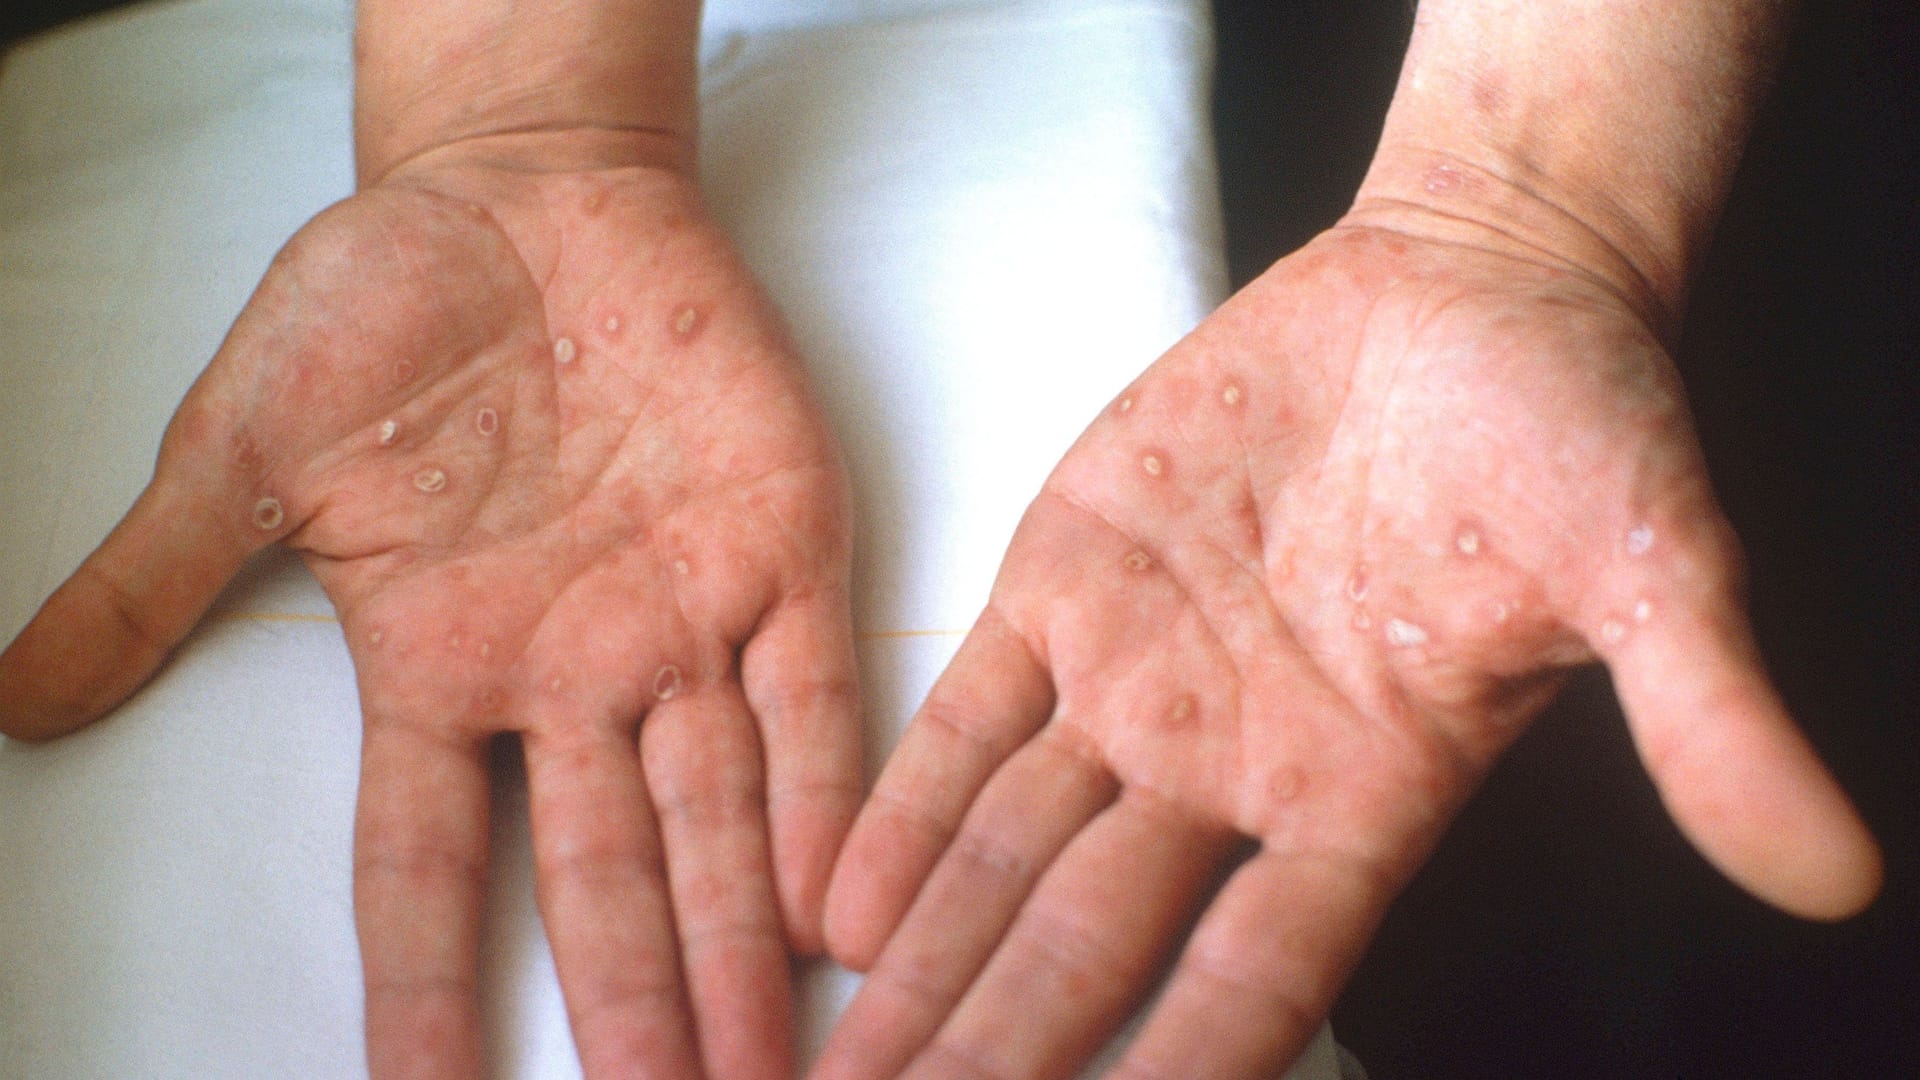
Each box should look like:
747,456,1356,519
944,824,1037,883
677,909,784,955
914,1040,1017,1080
917,694,1022,764
1018,903,1135,985
1181,944,1324,1034
534,838,667,895
867,785,960,851
652,764,764,833
354,844,486,893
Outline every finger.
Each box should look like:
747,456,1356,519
523,724,703,1078
1605,598,1882,920
1113,845,1391,1080
740,585,864,955
642,678,793,1080
355,722,494,1080
812,724,1120,1080
824,609,1054,970
900,792,1233,1080
0,466,280,740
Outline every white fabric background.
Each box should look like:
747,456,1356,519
0,0,1345,1076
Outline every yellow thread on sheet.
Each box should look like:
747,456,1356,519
207,611,967,640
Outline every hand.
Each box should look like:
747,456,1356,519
813,220,1882,1079
0,142,862,1080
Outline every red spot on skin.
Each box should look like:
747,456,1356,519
231,431,263,473
1269,766,1306,802
1471,70,1508,115
1059,967,1095,1001
170,405,222,453
394,360,416,385
1233,495,1263,546
583,188,610,216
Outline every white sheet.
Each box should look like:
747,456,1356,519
0,1,1345,1076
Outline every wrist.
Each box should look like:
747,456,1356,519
353,0,700,187
368,126,696,191
1348,143,1681,337
1346,0,1794,338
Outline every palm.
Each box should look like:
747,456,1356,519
815,227,1878,1080
1028,226,1700,842
1,162,861,1080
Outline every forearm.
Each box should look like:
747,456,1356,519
1351,0,1793,332
353,0,702,185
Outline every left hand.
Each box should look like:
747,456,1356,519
811,219,1881,1080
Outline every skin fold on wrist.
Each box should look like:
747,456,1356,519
1345,145,1682,339
352,0,702,187
1344,0,1794,336
368,126,699,189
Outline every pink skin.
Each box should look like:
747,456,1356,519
816,221,1882,1080
0,158,861,1080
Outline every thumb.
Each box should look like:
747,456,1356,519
1606,594,1883,922
0,432,286,741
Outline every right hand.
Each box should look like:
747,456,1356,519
815,217,1881,1080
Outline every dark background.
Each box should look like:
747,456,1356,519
1208,3,1918,1078
7,2,1915,1077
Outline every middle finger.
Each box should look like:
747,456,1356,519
642,675,794,1080
524,720,702,1078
